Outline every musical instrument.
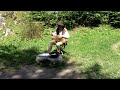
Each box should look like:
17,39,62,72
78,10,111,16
52,35,60,42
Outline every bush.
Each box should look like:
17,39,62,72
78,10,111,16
22,21,45,40
109,12,120,28
29,11,111,30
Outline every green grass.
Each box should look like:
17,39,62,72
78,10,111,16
0,24,120,78
66,25,120,79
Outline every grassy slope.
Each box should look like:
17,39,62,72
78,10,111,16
66,25,120,78
0,24,120,78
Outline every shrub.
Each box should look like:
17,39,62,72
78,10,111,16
21,21,45,40
29,11,111,29
109,11,120,28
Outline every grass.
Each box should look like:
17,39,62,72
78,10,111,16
0,24,120,78
66,25,120,79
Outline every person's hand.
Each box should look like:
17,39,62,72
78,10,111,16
51,33,54,36
51,33,56,37
58,35,63,39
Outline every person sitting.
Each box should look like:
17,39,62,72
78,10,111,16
47,21,70,54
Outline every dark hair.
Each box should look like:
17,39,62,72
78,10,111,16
56,21,65,35
56,26,65,35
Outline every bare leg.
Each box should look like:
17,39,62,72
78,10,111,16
56,42,63,53
47,40,56,53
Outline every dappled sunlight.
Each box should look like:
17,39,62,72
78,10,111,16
0,44,79,79
0,63,114,79
1,11,120,79
79,63,111,79
0,64,80,79
112,41,120,56
0,45,40,69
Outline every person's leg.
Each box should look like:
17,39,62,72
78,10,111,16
47,40,56,53
56,38,67,53
60,38,66,44
56,42,63,53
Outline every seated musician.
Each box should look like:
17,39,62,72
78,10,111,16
47,21,70,54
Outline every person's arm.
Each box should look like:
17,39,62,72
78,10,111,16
61,28,70,39
51,31,56,36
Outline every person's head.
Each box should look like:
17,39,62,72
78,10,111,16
57,21,64,29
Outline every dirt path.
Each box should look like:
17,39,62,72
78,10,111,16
0,60,81,79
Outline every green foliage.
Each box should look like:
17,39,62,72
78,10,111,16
2,11,120,29
67,25,120,78
21,21,45,40
1,11,14,19
109,11,120,28
29,11,112,29
1,11,120,78
29,11,58,27
1,25,120,78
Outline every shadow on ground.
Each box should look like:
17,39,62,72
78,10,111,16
0,63,113,79
79,63,111,79
37,50,74,69
0,45,40,69
0,44,79,79
0,45,114,79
